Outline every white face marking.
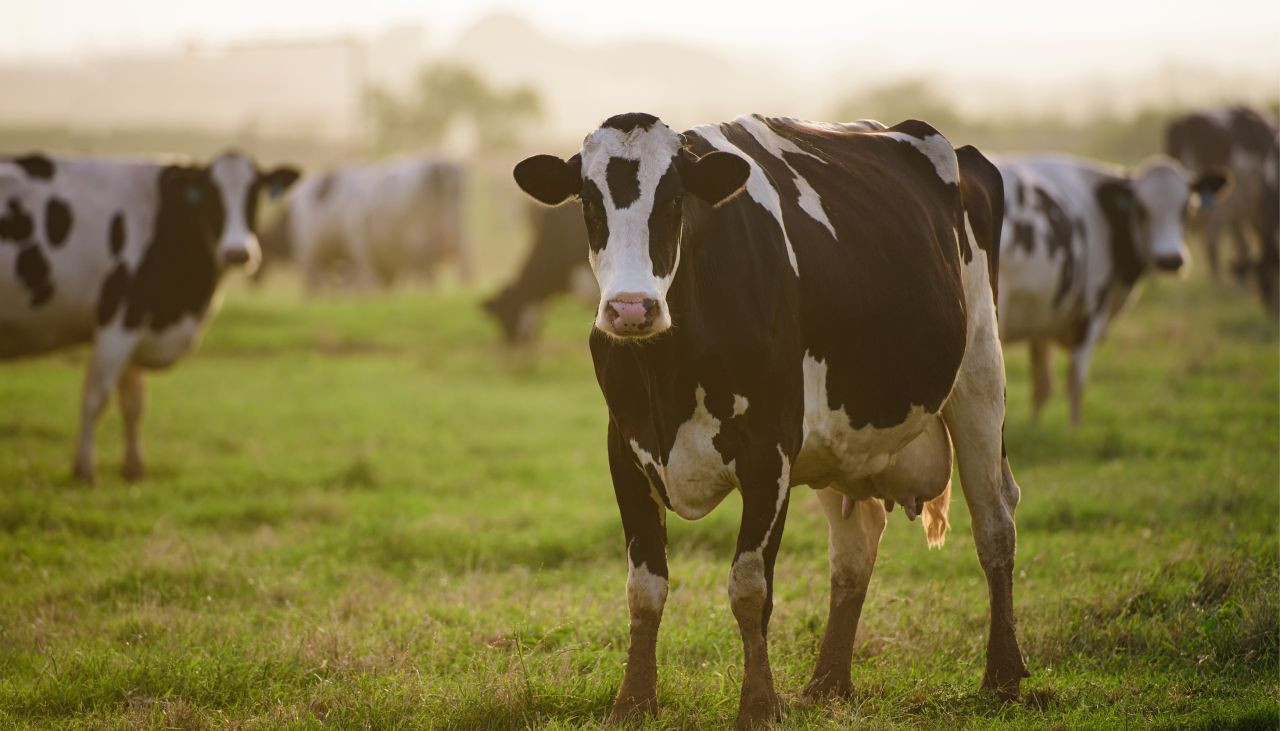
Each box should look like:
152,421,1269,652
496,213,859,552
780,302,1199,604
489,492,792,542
1131,158,1193,266
209,154,261,272
737,115,836,238
883,132,959,185
581,122,682,333
691,123,800,275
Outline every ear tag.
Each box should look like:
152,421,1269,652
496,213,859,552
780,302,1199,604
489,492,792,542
186,186,202,204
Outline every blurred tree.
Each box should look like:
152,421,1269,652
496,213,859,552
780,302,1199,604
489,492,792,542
367,63,542,155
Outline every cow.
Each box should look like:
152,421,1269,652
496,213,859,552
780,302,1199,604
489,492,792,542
1166,106,1279,312
482,200,595,344
513,113,1026,728
0,151,299,483
258,156,468,291
995,154,1227,424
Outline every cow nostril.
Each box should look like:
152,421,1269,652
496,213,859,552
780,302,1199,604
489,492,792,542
642,298,658,315
223,249,250,265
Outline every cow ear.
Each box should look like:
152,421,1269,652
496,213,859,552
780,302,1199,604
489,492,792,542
514,154,581,206
1192,170,1229,201
1096,179,1135,219
262,166,302,199
684,151,750,207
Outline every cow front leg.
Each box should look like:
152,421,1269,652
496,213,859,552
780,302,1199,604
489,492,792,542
73,331,136,484
730,450,791,729
1029,340,1052,422
606,424,669,724
118,365,146,480
802,489,886,700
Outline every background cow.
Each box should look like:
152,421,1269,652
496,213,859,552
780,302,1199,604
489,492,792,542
996,154,1226,424
514,113,1024,728
0,151,298,482
1166,106,1279,312
258,156,468,291
482,200,595,344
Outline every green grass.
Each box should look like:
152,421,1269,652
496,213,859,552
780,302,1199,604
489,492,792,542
0,270,1276,729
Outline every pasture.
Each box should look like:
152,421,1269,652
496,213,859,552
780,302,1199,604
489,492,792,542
0,269,1276,729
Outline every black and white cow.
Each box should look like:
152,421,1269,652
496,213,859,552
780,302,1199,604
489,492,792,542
514,114,1026,727
258,156,468,291
0,151,299,483
996,154,1226,424
482,201,595,344
1166,106,1279,311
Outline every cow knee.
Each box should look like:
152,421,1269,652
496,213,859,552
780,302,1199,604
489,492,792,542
627,561,668,619
728,551,768,628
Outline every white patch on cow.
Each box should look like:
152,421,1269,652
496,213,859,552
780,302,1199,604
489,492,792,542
580,121,683,327
692,123,800,274
733,394,749,417
209,153,262,273
131,313,207,368
631,385,738,521
883,132,959,185
792,354,936,495
1131,156,1195,266
737,115,837,238
626,554,668,614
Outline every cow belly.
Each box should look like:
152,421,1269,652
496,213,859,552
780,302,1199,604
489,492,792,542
998,255,1071,342
792,354,937,489
131,315,204,368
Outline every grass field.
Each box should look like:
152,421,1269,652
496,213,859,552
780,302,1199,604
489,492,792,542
0,268,1276,729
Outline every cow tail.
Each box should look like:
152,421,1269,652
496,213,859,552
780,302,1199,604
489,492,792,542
922,481,951,549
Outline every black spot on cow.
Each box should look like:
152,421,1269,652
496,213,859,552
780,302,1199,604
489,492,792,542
581,179,609,252
601,112,660,133
1012,221,1035,252
889,118,941,141
1033,188,1075,305
606,157,641,209
0,198,35,242
1096,178,1145,296
1015,181,1026,207
12,154,54,180
96,263,131,325
122,165,222,331
15,245,53,306
45,197,72,247
109,212,126,256
956,144,1004,297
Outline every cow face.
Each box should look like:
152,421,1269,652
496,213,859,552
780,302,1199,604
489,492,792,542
514,113,750,339
205,152,300,273
1100,158,1227,274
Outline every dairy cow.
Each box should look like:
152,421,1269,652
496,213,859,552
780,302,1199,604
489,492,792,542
0,151,299,482
1167,106,1279,311
259,156,468,291
483,201,595,344
996,154,1226,424
514,114,1026,727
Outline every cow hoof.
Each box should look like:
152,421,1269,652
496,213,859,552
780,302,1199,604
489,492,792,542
72,462,96,486
800,675,853,702
122,459,145,482
606,694,657,726
982,659,1030,702
735,686,781,729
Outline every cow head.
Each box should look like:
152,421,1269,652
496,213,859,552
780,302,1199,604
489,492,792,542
163,152,300,273
1097,156,1227,274
513,113,750,339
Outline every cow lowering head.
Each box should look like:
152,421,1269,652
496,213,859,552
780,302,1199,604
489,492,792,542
513,113,750,338
1097,156,1227,274
163,152,300,273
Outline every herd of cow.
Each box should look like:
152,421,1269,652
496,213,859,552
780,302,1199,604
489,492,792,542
1,104,1276,728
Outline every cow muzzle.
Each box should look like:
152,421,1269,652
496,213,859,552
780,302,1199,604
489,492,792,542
222,248,251,266
599,293,665,338
1153,254,1184,272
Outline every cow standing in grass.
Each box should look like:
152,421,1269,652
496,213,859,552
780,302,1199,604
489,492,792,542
514,113,1025,728
995,154,1226,424
1166,106,1279,312
0,151,298,483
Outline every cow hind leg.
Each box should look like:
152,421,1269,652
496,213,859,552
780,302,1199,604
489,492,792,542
1029,340,1052,422
801,489,885,700
942,331,1029,700
729,449,791,729
118,365,146,481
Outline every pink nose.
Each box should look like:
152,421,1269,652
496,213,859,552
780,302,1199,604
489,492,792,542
604,293,660,332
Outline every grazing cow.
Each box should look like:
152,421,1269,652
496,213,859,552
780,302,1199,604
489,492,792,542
0,151,299,482
996,154,1226,424
1166,106,1279,311
258,156,468,291
514,113,1026,728
483,201,595,344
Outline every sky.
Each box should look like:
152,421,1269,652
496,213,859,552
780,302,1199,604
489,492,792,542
3,0,1278,83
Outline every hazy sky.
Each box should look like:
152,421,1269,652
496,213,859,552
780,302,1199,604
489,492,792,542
4,0,1278,81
